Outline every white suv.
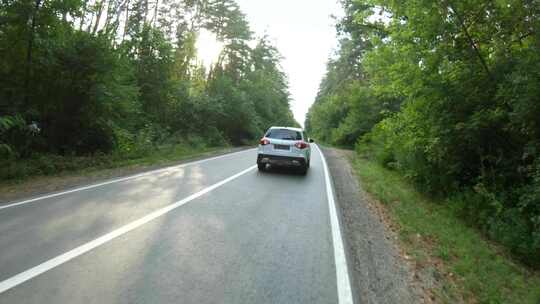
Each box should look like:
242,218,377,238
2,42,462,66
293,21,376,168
257,126,313,174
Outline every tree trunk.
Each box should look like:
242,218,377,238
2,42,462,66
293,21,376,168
79,0,88,30
86,11,95,32
151,0,159,27
447,2,492,79
103,0,114,32
143,0,149,24
122,0,131,41
23,0,43,106
110,0,127,35
92,0,105,34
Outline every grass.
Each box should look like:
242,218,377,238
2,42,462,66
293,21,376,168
352,153,540,303
0,143,236,185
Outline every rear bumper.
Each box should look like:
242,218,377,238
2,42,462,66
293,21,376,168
257,154,306,167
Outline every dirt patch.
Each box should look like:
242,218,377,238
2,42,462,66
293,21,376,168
321,147,428,304
0,147,250,205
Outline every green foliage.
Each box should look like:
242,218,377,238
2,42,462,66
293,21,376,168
307,0,540,267
0,0,297,178
0,115,27,157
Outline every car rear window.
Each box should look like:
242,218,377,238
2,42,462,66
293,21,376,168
266,129,302,140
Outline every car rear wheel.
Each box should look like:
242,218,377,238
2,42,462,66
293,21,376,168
299,165,308,175
257,163,266,171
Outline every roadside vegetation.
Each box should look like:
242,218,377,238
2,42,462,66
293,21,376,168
353,146,540,303
0,0,297,182
306,0,540,274
0,140,234,183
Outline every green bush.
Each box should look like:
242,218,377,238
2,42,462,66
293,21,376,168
307,0,540,268
1,0,297,162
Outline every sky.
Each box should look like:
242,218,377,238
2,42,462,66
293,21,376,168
197,0,343,127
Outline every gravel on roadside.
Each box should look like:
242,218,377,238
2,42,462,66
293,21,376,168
321,147,424,304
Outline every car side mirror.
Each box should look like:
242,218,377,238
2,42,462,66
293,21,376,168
308,138,314,143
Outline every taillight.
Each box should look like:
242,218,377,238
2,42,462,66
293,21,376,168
260,138,270,145
295,142,308,149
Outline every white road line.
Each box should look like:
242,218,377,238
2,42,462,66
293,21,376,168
316,145,354,304
0,148,256,211
0,165,256,294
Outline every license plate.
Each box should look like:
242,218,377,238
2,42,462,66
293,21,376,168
274,144,290,150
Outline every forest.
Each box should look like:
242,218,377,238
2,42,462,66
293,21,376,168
0,0,297,178
306,0,540,266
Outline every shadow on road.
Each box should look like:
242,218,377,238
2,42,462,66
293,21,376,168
257,166,308,176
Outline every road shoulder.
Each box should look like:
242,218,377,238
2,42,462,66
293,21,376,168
321,147,424,304
0,146,251,204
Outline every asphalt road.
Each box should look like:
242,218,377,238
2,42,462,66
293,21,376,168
0,146,353,304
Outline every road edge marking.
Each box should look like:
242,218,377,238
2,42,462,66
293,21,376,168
0,148,256,210
0,165,256,294
316,145,354,304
